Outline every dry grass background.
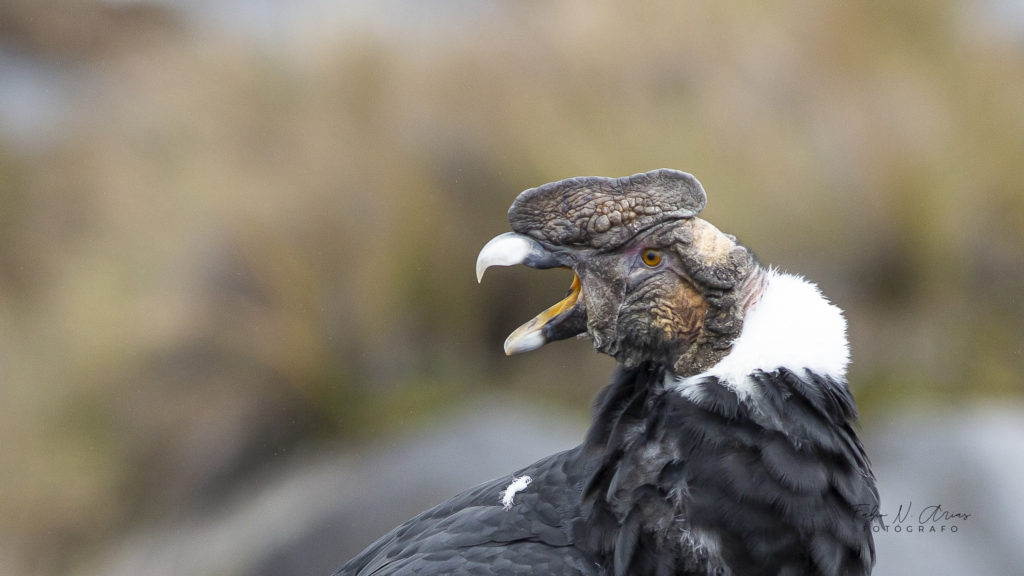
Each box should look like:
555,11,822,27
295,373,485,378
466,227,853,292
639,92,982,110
1,0,1022,573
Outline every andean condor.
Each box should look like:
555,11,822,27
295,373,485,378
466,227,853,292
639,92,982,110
334,169,878,576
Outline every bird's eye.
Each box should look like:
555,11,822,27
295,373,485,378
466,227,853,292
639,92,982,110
641,249,662,267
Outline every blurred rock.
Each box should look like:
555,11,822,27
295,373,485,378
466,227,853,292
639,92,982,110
869,404,1024,576
76,400,1024,576
75,397,586,576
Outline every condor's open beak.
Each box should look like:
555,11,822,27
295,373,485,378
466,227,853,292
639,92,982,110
476,233,586,355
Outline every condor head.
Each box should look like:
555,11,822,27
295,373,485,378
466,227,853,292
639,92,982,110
476,169,766,377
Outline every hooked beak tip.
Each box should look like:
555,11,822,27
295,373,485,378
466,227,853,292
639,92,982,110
476,232,585,355
475,232,537,284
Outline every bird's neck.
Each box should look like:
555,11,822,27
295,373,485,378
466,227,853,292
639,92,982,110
669,263,767,377
675,268,851,400
576,363,713,574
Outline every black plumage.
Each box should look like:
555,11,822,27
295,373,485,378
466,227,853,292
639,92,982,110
333,170,877,576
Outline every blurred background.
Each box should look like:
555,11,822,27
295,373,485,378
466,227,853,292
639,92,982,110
1,1,1022,575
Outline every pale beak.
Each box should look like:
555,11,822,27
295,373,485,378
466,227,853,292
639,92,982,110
503,274,581,355
476,232,584,355
476,232,560,282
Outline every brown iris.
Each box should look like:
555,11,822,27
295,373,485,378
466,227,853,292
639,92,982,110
642,248,662,267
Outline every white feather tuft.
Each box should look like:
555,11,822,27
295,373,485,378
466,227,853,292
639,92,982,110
500,475,532,510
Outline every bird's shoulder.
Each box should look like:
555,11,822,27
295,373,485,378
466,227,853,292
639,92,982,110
334,447,597,576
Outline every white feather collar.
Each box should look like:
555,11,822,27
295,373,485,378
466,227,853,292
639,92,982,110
674,268,850,398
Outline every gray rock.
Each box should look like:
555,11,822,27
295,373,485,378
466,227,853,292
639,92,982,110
77,401,1024,576
76,397,585,576
868,404,1024,576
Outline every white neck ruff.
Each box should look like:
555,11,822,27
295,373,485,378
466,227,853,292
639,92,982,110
675,268,850,396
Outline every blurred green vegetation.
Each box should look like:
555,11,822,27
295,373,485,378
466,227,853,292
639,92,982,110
0,0,1022,573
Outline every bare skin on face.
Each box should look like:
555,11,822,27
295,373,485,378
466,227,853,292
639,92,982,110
478,169,765,377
